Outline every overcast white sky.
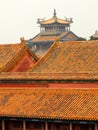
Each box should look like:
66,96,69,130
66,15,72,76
0,0,98,43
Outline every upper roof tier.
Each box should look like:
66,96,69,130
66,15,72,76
0,72,98,81
37,10,73,25
30,40,98,74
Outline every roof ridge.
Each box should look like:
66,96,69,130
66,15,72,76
26,45,40,61
1,72,98,80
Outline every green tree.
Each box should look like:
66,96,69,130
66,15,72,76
90,35,98,40
77,37,86,41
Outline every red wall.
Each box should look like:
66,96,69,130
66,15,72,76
0,83,98,88
48,83,98,88
12,55,33,72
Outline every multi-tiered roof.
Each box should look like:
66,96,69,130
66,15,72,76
28,10,78,56
37,9,73,35
0,40,98,123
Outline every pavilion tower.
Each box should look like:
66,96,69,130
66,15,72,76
27,10,78,56
37,9,73,36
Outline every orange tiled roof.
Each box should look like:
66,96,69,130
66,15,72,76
30,40,98,73
93,30,98,38
0,72,98,81
0,88,98,120
0,39,39,72
38,17,72,25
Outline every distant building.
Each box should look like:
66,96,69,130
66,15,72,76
93,30,98,38
90,30,98,40
27,10,78,56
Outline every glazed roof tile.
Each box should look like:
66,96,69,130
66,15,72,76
93,31,98,38
38,17,72,25
0,88,98,120
0,40,39,72
30,40,98,74
0,72,98,81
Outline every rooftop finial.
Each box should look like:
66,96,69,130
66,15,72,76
53,9,57,18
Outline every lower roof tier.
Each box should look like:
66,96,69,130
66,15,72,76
0,88,98,121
